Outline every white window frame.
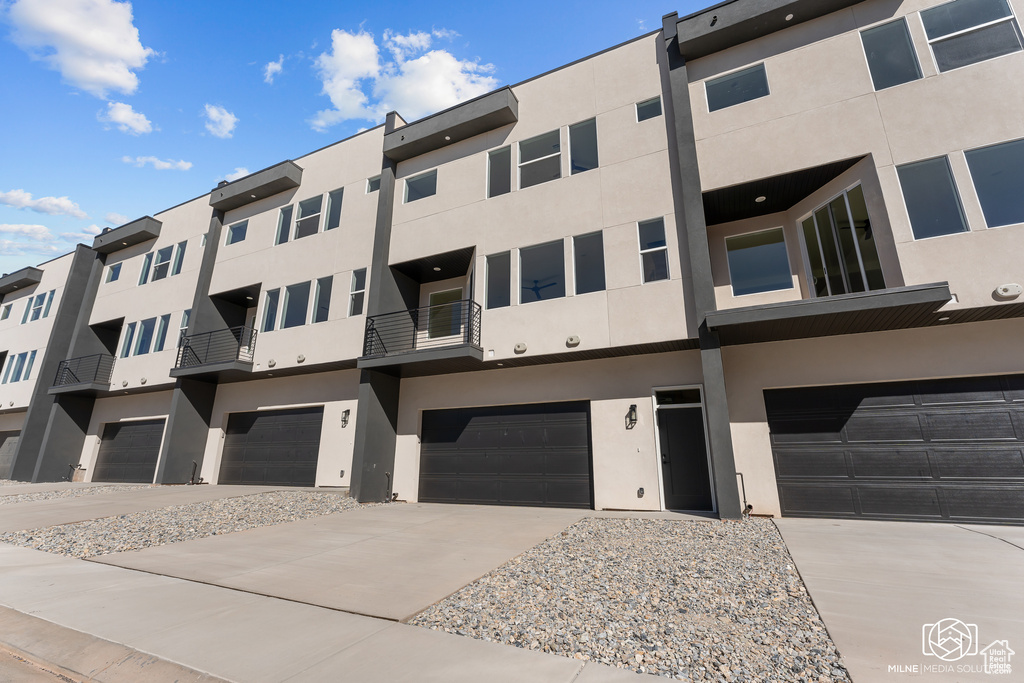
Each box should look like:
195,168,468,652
106,263,121,283
637,218,670,284
0,304,10,321
225,221,248,246
366,176,381,193
857,17,923,92
571,231,605,296
962,136,1024,229
348,269,367,317
404,170,438,204
920,0,1023,74
704,62,771,112
724,226,793,298
891,156,970,241
635,96,663,122
294,196,325,239
517,129,561,191
487,146,512,199
151,245,174,281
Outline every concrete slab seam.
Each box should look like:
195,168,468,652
954,524,1024,552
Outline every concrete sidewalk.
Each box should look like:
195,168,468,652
776,519,1024,683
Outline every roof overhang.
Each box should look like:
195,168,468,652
210,160,303,212
705,283,954,345
676,0,865,60
383,88,519,162
0,267,43,296
92,216,162,254
391,246,476,284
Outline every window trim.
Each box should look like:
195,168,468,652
404,169,438,204
568,117,599,176
294,195,325,239
106,263,121,283
366,175,381,193
518,239,567,305
487,146,512,199
920,0,1024,73
724,226,794,298
225,220,248,246
0,304,10,321
517,129,562,190
170,241,187,275
636,96,663,122
571,231,606,296
138,252,153,285
894,155,971,241
963,136,1024,229
858,17,923,91
348,269,367,317
637,218,671,284
151,245,174,281
704,62,771,113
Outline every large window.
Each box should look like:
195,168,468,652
349,269,366,316
569,118,599,175
171,241,187,276
324,189,343,231
638,218,670,283
226,221,247,245
706,64,769,112
1,350,36,384
139,242,188,283
262,278,333,330
921,0,1023,72
405,170,437,203
573,232,605,295
520,240,565,303
21,290,54,324
117,314,172,356
861,19,922,90
295,196,323,239
120,322,136,357
726,228,792,296
486,252,511,309
151,245,174,280
313,276,332,323
261,290,280,332
965,137,1024,227
897,157,969,239
801,186,886,296
488,147,512,198
282,282,311,329
275,206,293,245
133,317,157,355
519,130,561,190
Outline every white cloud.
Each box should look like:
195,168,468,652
0,239,62,257
100,101,152,134
7,0,155,99
223,167,250,182
204,104,238,138
0,189,87,218
0,223,54,241
104,212,129,225
59,224,103,242
311,27,496,131
264,54,283,84
121,155,192,170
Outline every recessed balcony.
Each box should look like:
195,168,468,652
171,326,256,378
359,299,482,369
48,354,115,395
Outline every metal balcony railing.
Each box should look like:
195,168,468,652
363,299,481,358
53,353,115,387
175,326,257,369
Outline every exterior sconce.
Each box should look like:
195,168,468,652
625,404,638,430
341,409,351,427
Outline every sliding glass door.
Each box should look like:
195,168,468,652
800,185,885,297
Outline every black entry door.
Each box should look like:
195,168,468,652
219,407,323,486
93,419,166,483
658,407,714,511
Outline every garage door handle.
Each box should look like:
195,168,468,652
661,453,669,463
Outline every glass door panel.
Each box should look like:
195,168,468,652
829,195,866,293
813,206,847,296
848,186,886,291
803,185,886,298
801,218,830,297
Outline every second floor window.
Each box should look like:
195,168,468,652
21,290,54,324
1,350,36,384
139,241,187,285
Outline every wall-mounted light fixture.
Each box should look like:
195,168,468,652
625,404,638,430
341,409,351,427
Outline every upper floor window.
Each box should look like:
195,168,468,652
262,276,333,331
405,170,437,203
897,156,969,239
638,219,670,283
485,252,511,309
106,263,122,283
520,240,565,303
21,290,54,324
226,221,247,245
922,0,1023,72
965,137,1024,228
636,96,662,122
1,350,36,384
569,118,599,175
488,147,512,198
367,176,381,193
726,228,792,296
573,232,605,295
801,185,885,296
706,63,770,112
295,196,323,239
275,189,344,244
519,130,561,190
349,269,366,316
0,304,10,321
138,241,187,284
118,314,172,357
151,245,174,280
861,19,922,90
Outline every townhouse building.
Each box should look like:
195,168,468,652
2,0,1022,525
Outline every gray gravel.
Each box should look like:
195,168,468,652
411,517,850,682
0,484,151,505
0,490,366,558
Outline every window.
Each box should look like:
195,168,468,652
726,228,792,296
179,309,191,344
922,0,1022,72
488,147,512,198
405,170,437,203
42,290,54,318
313,276,332,323
226,221,248,246
134,317,156,355
120,321,136,357
706,64,770,112
486,252,510,309
801,186,885,296
325,189,343,231
22,290,53,324
861,19,922,90
569,118,598,175
573,232,605,295
519,130,561,189
2,350,36,384
965,138,1024,227
295,196,323,239
520,240,565,303
171,241,186,276
106,263,121,283
367,176,381,193
154,314,171,352
262,290,280,332
897,156,969,239
275,206,293,245
138,252,153,285
636,96,662,122
349,269,366,316
638,218,670,283
0,304,10,321
282,281,311,329
151,245,173,280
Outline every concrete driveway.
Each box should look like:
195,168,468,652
776,518,1024,682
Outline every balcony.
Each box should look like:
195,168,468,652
170,326,256,379
359,300,483,371
48,354,115,395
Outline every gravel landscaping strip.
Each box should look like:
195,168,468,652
0,490,366,558
0,485,151,505
411,517,850,682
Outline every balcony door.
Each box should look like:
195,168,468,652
800,185,885,297
427,288,463,340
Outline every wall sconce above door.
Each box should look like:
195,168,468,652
625,404,638,430
341,409,351,427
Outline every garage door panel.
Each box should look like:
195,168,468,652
931,449,1024,479
219,407,322,486
769,417,846,443
779,484,857,515
850,450,931,478
925,411,1017,441
845,414,924,442
774,450,848,478
858,487,942,517
542,450,591,476
1006,376,1024,401
920,377,1005,405
93,419,165,483
944,487,1024,520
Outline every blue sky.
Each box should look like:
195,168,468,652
0,0,707,275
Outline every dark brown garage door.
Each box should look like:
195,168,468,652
93,419,166,483
766,375,1024,524
219,407,323,486
419,402,592,509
